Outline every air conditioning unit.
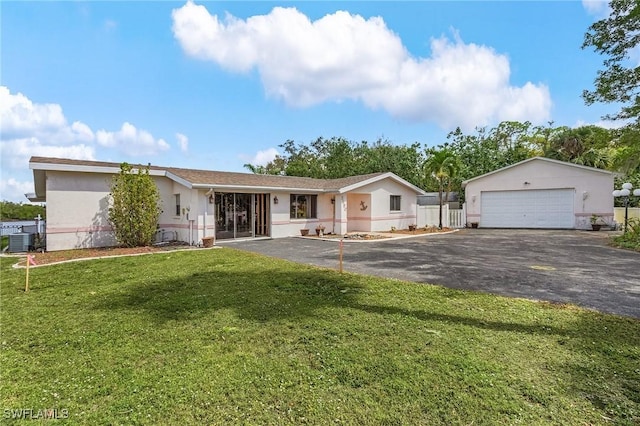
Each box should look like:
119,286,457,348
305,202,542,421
8,233,34,253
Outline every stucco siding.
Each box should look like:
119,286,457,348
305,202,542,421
33,157,424,249
45,171,116,251
45,171,190,251
271,192,335,237
465,159,614,229
349,179,418,232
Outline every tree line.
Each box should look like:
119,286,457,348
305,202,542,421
244,121,640,206
0,201,46,221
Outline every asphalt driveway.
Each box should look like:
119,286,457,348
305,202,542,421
226,229,640,319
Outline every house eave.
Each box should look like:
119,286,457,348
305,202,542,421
25,193,45,203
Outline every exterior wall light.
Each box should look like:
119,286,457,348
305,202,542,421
273,196,279,204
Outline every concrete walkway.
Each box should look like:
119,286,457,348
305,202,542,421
226,229,640,319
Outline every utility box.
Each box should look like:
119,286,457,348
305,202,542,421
8,233,34,253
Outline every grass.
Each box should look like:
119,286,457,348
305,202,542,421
1,249,639,425
610,218,640,252
611,234,640,251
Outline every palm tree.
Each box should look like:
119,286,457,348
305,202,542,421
424,149,460,229
243,163,266,174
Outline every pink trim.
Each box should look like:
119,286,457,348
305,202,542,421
347,217,370,222
158,223,190,229
467,213,481,217
46,226,113,234
351,214,416,221
575,212,613,217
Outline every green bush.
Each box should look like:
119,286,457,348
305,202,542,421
108,163,161,247
611,218,640,251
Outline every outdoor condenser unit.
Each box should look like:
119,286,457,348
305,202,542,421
8,233,34,253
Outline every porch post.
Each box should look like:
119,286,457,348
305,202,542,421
334,194,348,235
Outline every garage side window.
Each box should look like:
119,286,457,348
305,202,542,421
174,194,181,216
290,194,317,219
390,195,401,211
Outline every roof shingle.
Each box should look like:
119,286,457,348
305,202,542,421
29,156,388,191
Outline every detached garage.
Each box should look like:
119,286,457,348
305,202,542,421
463,157,614,229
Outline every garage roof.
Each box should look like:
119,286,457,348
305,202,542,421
461,156,613,188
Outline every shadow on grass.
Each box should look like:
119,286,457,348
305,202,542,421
93,268,364,324
87,254,639,423
94,265,579,340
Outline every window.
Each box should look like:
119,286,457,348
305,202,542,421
390,195,401,211
175,194,181,216
290,194,317,219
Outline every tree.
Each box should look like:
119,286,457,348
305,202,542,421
611,125,640,174
546,125,614,168
0,201,46,221
109,163,161,247
424,148,460,229
582,0,640,123
252,137,426,188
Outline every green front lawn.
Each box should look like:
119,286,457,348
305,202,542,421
1,249,638,424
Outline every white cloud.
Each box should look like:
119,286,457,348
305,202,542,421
0,86,178,201
96,122,170,156
104,19,118,32
0,87,98,172
582,1,610,18
242,147,279,166
176,133,189,153
172,3,551,130
573,119,625,130
1,86,173,171
1,138,96,169
0,86,68,138
0,178,37,202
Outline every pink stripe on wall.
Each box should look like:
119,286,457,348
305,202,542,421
47,226,113,234
348,215,416,222
158,223,191,229
575,213,613,217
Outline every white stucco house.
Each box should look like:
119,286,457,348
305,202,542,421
462,157,614,229
28,157,425,251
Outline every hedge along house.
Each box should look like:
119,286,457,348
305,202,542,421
462,157,614,229
28,157,425,251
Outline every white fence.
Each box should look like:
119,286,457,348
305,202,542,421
417,205,466,229
614,207,640,225
1,220,46,236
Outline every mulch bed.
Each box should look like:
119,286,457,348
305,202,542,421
10,227,453,266
8,242,193,266
390,226,452,235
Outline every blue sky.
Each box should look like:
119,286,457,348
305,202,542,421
1,1,614,202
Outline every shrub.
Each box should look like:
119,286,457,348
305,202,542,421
109,163,161,247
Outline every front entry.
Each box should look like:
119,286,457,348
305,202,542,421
215,193,270,240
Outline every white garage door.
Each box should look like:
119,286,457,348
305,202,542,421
481,189,575,228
